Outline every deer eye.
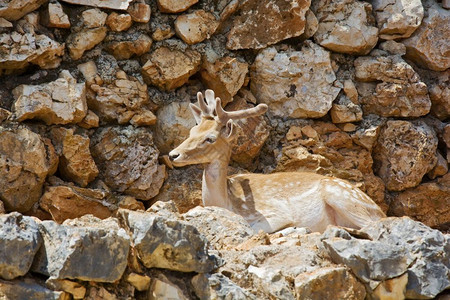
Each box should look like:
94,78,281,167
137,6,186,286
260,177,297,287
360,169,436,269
204,136,216,144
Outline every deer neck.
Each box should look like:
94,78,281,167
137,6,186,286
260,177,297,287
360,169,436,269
202,149,232,210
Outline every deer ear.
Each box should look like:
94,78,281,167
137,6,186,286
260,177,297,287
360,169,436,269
224,119,237,141
190,103,202,124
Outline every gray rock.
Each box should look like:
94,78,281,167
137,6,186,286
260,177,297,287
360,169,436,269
0,278,66,300
119,209,220,273
192,273,257,300
362,217,450,299
0,212,42,280
32,215,130,282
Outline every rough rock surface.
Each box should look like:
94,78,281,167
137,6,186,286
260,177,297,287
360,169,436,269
32,215,130,282
250,41,340,118
42,1,71,29
104,33,152,60
373,120,438,191
402,0,450,71
192,273,256,300
13,70,87,125
311,0,378,55
106,12,132,32
0,279,67,300
0,125,58,212
157,0,198,13
227,0,311,50
60,0,132,10
90,126,165,200
429,71,450,120
126,2,151,23
372,0,424,40
330,94,363,124
175,10,219,45
119,209,219,273
0,213,42,280
0,0,48,21
142,47,201,91
50,127,98,186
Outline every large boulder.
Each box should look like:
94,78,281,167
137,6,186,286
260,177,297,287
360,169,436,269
90,126,165,200
250,41,340,118
226,0,311,50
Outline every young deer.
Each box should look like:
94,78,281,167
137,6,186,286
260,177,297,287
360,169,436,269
169,90,385,233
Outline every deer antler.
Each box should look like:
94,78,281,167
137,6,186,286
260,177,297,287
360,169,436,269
191,89,268,124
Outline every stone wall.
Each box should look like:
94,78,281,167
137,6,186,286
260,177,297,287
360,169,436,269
0,0,449,299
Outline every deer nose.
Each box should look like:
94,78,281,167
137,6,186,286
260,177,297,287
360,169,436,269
169,152,180,161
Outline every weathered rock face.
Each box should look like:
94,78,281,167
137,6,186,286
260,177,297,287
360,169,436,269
119,209,219,273
12,70,87,125
60,0,132,10
372,0,424,40
227,0,311,50
330,94,363,124
311,0,378,55
402,0,450,71
250,42,340,118
429,70,450,120
0,0,48,21
142,47,201,91
175,10,219,45
105,12,132,32
373,120,438,191
0,213,42,280
104,33,152,60
41,1,71,29
0,278,67,300
90,126,165,200
192,273,256,300
157,0,197,13
126,2,151,23
32,215,130,282
0,125,58,212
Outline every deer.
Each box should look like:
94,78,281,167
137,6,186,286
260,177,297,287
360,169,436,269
169,90,386,233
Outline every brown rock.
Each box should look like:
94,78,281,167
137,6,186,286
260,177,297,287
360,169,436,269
427,152,449,180
0,108,11,124
312,0,378,55
130,110,157,126
67,27,107,60
126,273,151,292
0,18,13,28
298,9,318,41
157,0,198,13
227,0,311,50
127,2,150,23
142,47,201,91
105,33,152,60
389,174,450,229
41,1,71,29
152,25,175,41
0,201,5,214
402,0,450,71
77,60,98,82
200,57,248,106
46,278,87,300
175,10,219,45
250,41,340,118
373,120,438,191
81,8,107,28
60,0,133,10
0,0,48,21
50,127,98,186
373,273,408,300
0,125,58,212
77,110,99,129
429,71,450,120
13,70,87,125
117,195,145,211
91,126,166,200
330,95,363,124
351,115,384,151
106,12,132,32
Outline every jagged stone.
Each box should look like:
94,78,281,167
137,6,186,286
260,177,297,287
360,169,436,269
105,33,152,60
175,10,219,45
41,1,71,29
0,212,42,280
0,125,58,212
0,278,67,300
106,12,132,32
67,26,107,60
126,273,151,292
46,278,86,299
402,0,450,71
127,2,150,23
428,151,449,179
119,209,220,272
77,110,99,129
330,95,363,124
142,47,201,91
192,273,256,300
60,0,132,10
148,277,188,300
227,0,310,50
32,215,130,282
0,0,48,21
373,273,408,300
429,70,450,120
372,0,424,40
311,0,378,55
250,41,340,118
152,25,175,41
373,120,438,191
157,0,198,13
351,115,384,151
0,108,11,124
80,8,107,28
90,126,165,200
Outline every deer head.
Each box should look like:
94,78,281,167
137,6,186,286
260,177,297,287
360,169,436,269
169,90,268,167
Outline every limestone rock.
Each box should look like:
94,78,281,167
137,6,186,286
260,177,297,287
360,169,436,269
192,273,256,300
298,9,319,41
0,212,42,280
402,0,450,71
152,25,175,41
0,201,4,214
389,174,450,229
0,0,48,21
106,12,132,32
32,215,130,282
46,278,86,299
90,126,165,200
77,110,99,129
0,31,64,74
428,151,449,179
372,0,424,40
148,277,188,300
127,2,151,23
227,0,310,50
183,206,255,250
13,71,87,125
311,0,378,55
330,95,363,124
60,0,132,10
175,10,219,45
119,209,219,273
67,22,107,60
295,266,366,300
351,115,384,151
373,120,438,191
200,57,249,105
157,0,198,13
105,33,152,60
250,41,340,118
41,1,71,29
362,217,450,299
0,279,67,300
373,273,408,300
88,71,155,125
126,273,151,292
429,70,450,120
0,108,11,124
50,127,98,186
80,8,107,28
40,184,113,223
142,47,201,91
0,125,58,212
